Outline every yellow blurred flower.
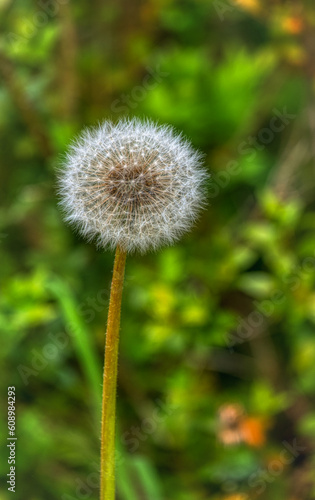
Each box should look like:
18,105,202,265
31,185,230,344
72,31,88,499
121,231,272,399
233,0,261,15
151,283,175,318
181,304,208,326
223,495,249,500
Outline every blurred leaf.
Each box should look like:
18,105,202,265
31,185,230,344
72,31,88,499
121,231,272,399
46,276,102,414
236,272,276,298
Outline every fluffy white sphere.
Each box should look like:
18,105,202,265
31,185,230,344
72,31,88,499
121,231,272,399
59,118,208,253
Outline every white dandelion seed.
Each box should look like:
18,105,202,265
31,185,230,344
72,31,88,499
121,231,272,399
58,117,208,253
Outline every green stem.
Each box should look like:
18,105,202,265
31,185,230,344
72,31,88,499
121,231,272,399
100,246,127,500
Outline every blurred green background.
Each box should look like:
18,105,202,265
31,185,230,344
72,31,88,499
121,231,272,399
1,0,315,499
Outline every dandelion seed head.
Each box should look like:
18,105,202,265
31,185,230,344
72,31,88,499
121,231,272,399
58,118,208,253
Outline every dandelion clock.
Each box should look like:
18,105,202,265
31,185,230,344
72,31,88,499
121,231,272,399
58,118,208,500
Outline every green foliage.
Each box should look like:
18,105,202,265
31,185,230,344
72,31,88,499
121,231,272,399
1,1,315,499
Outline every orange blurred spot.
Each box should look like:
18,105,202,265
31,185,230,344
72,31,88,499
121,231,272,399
240,416,266,447
282,16,304,34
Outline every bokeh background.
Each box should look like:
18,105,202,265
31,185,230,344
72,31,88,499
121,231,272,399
1,1,315,499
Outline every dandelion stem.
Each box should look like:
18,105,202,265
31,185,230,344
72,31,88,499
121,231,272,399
100,245,127,500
